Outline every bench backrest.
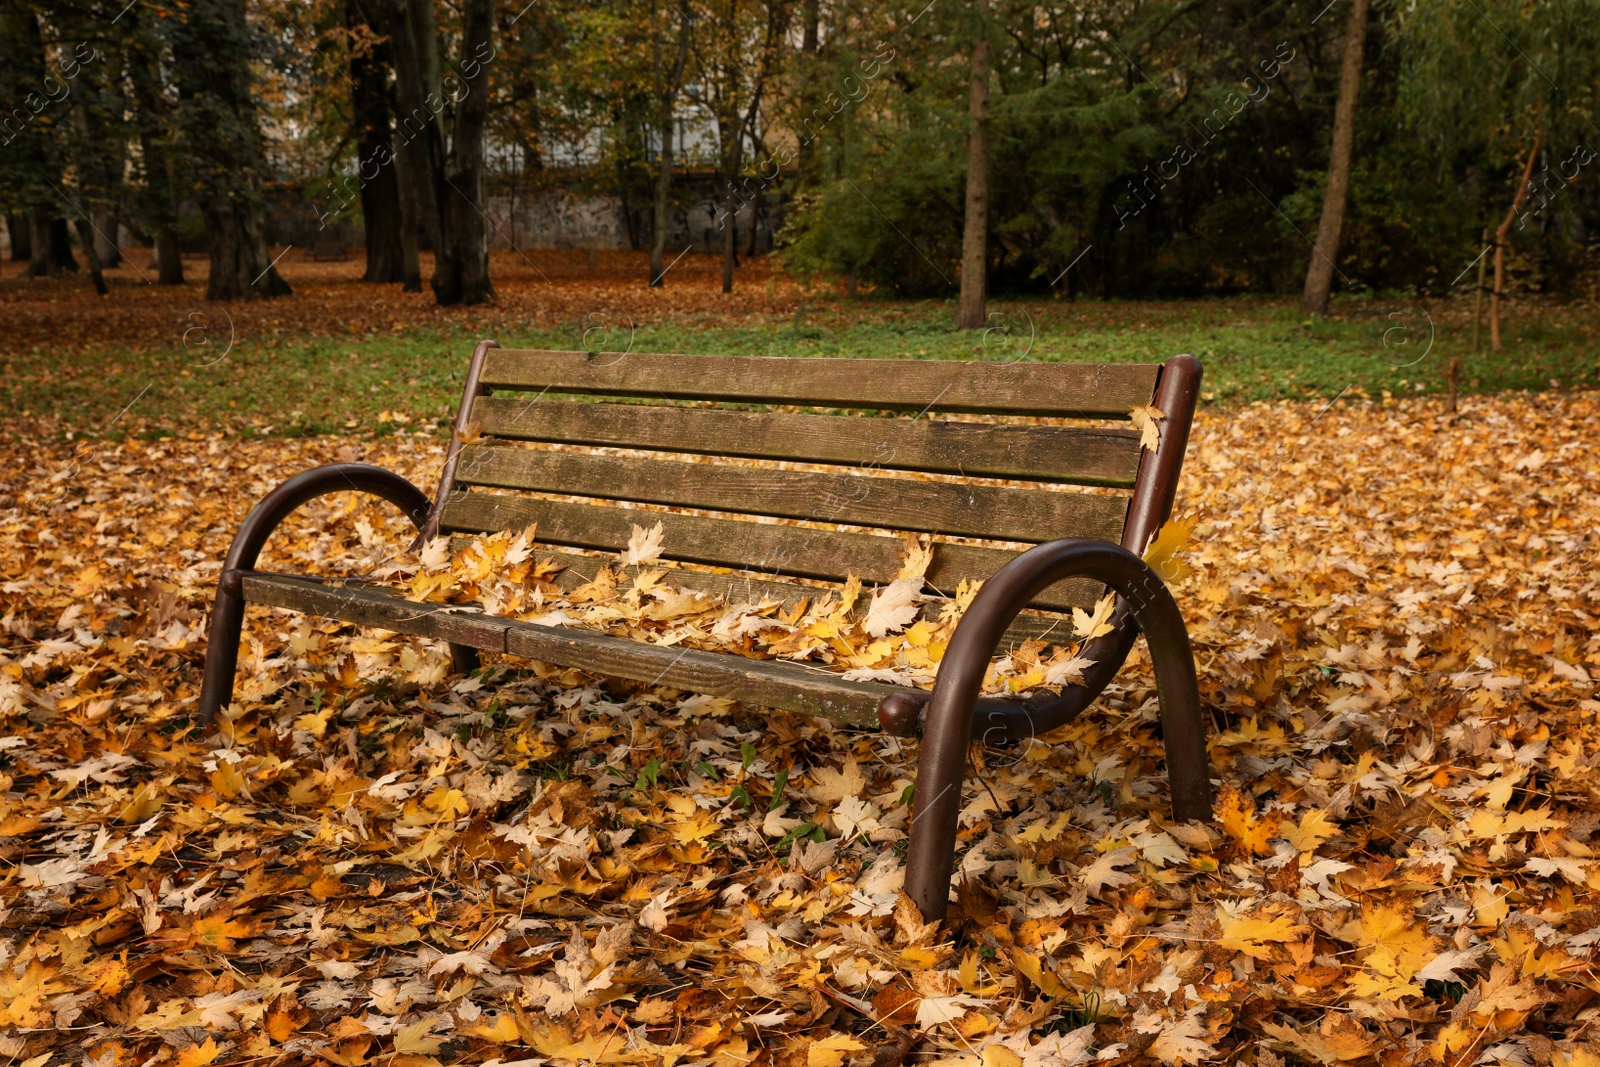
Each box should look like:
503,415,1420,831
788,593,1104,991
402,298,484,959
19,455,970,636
423,345,1199,615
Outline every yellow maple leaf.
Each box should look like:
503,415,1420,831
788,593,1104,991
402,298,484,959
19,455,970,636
189,913,252,952
671,810,722,845
267,1007,300,1043
1215,786,1279,856
118,780,166,824
1071,593,1116,640
392,1019,445,1055
1357,903,1432,954
1216,910,1308,959
1129,404,1165,451
1014,812,1071,844
808,1034,866,1067
1280,808,1338,854
423,788,469,818
176,1039,221,1067
959,951,1004,996
1261,1014,1377,1064
1142,514,1198,584
458,1014,520,1043
895,537,934,582
621,522,665,567
0,961,57,1028
527,1025,650,1064
1010,949,1067,997
1471,961,1545,1018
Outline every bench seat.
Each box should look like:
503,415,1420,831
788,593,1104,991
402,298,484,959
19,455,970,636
243,571,912,727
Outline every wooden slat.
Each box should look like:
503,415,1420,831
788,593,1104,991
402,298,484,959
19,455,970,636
478,349,1159,418
240,573,901,727
438,491,1105,612
471,397,1144,487
455,445,1128,544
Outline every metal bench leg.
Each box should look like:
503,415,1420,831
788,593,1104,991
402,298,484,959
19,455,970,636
197,582,247,726
196,463,442,729
903,538,1212,922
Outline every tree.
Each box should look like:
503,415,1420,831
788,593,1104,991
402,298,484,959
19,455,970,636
690,0,789,294
1397,0,1600,350
346,0,416,287
1300,0,1369,317
433,0,495,305
649,0,692,287
956,0,990,329
0,2,78,279
385,0,495,305
170,0,291,300
127,2,184,284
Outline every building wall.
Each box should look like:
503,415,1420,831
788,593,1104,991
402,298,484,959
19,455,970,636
486,186,783,254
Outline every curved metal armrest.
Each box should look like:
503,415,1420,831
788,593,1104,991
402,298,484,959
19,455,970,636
217,464,431,591
902,537,1213,921
198,464,436,727
877,607,1139,742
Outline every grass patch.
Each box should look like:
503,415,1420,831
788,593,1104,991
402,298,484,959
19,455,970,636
12,293,1597,435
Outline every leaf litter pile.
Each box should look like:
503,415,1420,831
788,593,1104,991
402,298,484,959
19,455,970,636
3,392,1600,1067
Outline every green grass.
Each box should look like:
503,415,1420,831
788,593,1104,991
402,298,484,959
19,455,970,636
12,294,1597,436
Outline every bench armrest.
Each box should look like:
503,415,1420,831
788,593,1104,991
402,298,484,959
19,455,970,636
215,464,431,591
901,537,1213,921
198,464,434,726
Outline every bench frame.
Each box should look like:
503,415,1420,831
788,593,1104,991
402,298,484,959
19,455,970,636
198,343,1212,921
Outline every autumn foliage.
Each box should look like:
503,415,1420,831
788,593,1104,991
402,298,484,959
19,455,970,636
3,390,1600,1066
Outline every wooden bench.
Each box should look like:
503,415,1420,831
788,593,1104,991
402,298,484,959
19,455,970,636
198,344,1213,919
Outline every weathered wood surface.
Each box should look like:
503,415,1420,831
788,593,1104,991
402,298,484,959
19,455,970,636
240,572,900,727
471,396,1144,486
241,573,511,651
439,490,1106,612
501,625,895,727
454,445,1129,543
478,349,1159,418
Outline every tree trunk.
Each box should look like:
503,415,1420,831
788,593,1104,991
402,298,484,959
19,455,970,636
92,210,121,266
203,200,247,300
721,188,737,293
431,0,494,306
649,0,690,287
6,215,30,260
1490,135,1542,353
391,145,424,290
153,226,184,284
49,218,78,272
23,213,51,277
172,0,291,301
745,183,762,257
649,114,673,284
1300,0,1369,316
385,0,446,262
379,0,423,290
348,0,409,284
25,214,79,276
956,0,991,329
73,217,108,295
128,1,185,285
203,198,291,300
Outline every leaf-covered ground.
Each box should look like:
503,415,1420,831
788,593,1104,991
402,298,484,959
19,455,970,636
2,392,1599,1067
